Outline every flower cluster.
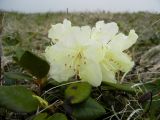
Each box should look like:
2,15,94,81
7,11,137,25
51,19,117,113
45,19,138,87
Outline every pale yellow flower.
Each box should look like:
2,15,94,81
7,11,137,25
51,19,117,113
100,30,138,83
45,22,105,86
45,19,138,86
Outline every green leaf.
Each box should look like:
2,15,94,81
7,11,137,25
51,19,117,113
142,79,160,118
149,95,160,119
102,81,140,94
143,79,160,95
0,86,39,112
72,98,105,120
33,113,68,120
15,49,50,79
33,113,48,120
47,113,68,120
4,72,33,81
65,82,91,104
15,48,25,61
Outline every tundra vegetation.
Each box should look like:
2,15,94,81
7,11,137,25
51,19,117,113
0,11,160,120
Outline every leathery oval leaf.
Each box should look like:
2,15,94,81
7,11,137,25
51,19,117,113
65,82,92,104
72,98,106,120
15,49,50,79
0,86,39,113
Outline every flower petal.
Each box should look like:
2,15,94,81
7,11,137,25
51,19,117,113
81,26,92,40
63,19,71,27
79,60,102,87
108,30,138,51
106,50,134,72
101,63,117,83
48,19,72,43
85,41,106,62
45,45,75,82
49,63,75,82
91,21,119,43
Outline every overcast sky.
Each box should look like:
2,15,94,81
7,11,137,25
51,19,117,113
0,0,160,13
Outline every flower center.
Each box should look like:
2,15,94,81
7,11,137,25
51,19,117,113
64,47,87,75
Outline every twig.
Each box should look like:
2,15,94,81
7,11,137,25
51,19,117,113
111,105,120,120
127,109,143,120
36,100,63,115
103,110,133,120
41,81,81,96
